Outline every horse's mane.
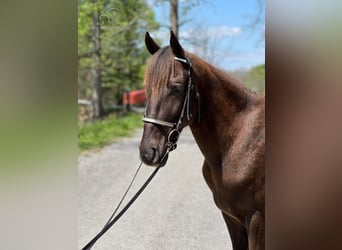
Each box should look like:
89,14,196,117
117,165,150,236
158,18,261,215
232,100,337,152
187,52,260,110
145,46,260,110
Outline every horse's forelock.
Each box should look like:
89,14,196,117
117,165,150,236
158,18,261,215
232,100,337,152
145,47,173,100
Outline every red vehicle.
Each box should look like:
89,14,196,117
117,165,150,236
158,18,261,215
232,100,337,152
122,89,146,110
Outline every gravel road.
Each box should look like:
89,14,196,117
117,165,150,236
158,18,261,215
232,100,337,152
79,127,231,250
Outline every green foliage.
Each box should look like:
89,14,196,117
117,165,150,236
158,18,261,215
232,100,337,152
228,64,265,94
78,112,143,150
245,64,265,94
78,0,159,105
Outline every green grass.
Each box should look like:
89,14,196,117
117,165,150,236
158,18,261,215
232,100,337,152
78,112,143,151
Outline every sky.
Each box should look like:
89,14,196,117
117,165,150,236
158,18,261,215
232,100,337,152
147,0,265,71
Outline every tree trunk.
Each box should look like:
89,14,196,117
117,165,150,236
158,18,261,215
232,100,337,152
91,4,104,119
170,0,179,37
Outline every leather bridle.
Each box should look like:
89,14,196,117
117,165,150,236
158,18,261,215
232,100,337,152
142,56,200,152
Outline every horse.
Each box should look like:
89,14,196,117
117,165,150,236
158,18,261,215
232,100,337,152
139,31,265,250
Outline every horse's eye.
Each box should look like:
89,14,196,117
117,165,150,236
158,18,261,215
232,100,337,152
170,83,184,93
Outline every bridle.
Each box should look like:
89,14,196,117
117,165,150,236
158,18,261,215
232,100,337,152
142,56,200,152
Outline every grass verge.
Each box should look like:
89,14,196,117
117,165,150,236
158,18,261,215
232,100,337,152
78,112,143,151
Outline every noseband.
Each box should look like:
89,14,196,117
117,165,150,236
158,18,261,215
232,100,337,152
142,56,200,152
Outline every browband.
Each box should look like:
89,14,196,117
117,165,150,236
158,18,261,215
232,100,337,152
174,56,188,64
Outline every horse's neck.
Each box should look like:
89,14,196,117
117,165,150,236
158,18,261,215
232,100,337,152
189,57,255,164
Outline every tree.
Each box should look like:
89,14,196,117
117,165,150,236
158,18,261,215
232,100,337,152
153,0,232,65
245,64,265,94
78,0,159,119
152,0,264,68
155,0,205,36
91,0,104,118
170,0,179,37
227,64,264,94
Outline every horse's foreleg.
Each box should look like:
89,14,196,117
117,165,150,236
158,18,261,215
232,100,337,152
247,210,264,250
202,161,248,250
222,213,248,250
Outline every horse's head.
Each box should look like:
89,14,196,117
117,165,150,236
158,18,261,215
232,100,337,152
139,31,199,167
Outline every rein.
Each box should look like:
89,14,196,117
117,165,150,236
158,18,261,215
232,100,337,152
81,148,171,250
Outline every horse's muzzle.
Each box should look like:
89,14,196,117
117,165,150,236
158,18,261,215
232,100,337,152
139,144,168,167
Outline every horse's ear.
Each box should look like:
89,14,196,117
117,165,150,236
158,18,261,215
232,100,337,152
145,32,160,55
170,30,185,58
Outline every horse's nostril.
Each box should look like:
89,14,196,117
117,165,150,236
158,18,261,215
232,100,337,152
140,145,157,165
150,147,157,158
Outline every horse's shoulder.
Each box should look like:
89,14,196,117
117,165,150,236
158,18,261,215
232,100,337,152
220,103,265,186
233,103,265,147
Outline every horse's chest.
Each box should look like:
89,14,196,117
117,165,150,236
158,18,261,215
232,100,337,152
203,160,259,223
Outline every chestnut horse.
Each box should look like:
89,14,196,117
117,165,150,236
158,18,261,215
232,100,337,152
139,31,265,250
